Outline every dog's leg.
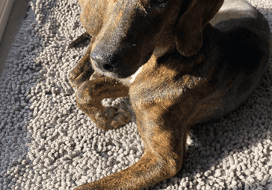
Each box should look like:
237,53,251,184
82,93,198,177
69,45,94,89
74,110,188,190
76,78,131,130
68,32,91,49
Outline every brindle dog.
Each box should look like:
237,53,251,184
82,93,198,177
68,0,271,189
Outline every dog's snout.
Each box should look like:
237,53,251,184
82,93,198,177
91,49,120,72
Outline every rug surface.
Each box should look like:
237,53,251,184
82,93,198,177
0,0,272,189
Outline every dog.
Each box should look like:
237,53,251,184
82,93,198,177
68,0,271,189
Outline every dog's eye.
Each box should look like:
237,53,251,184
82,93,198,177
154,0,169,8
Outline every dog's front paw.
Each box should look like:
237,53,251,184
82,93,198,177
69,61,94,89
77,101,131,131
76,79,130,131
110,102,131,129
93,105,131,130
105,103,131,129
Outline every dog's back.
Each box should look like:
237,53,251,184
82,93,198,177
207,0,271,118
211,0,270,61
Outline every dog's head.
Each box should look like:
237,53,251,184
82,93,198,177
84,0,223,78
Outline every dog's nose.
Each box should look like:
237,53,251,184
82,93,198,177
91,49,120,72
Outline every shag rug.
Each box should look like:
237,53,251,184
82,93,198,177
0,0,272,189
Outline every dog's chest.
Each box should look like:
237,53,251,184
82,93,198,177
129,66,205,105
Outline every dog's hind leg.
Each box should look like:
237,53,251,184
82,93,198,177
68,32,91,49
76,77,131,131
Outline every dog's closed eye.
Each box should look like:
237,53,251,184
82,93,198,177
156,0,168,2
154,0,169,8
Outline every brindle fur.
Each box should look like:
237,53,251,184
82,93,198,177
68,0,271,189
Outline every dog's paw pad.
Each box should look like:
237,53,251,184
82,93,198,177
110,107,131,129
92,104,131,130
104,107,116,119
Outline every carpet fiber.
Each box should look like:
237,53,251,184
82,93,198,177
0,0,272,189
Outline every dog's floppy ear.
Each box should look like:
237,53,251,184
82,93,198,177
175,0,223,57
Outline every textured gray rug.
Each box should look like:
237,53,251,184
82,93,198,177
0,0,272,189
